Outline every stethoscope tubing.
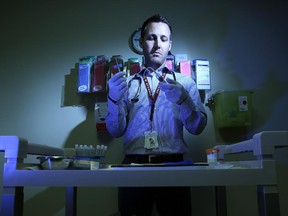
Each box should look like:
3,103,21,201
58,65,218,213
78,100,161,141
128,68,176,103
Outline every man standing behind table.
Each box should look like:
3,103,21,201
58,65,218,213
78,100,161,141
106,14,207,216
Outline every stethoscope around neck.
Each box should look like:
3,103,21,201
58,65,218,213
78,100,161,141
128,67,176,103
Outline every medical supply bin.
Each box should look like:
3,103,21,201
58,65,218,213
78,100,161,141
206,90,253,128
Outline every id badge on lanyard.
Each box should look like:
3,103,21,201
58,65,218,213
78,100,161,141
143,72,166,149
144,130,159,149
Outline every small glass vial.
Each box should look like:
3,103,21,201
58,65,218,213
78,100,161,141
90,160,100,170
205,148,219,165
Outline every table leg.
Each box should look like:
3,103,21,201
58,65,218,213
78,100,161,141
1,186,24,216
215,186,227,216
66,187,77,216
257,185,280,216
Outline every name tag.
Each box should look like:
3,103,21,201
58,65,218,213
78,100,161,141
144,131,159,149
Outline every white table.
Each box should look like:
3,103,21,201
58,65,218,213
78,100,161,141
1,131,287,216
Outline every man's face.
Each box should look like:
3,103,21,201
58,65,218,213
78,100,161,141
140,22,172,70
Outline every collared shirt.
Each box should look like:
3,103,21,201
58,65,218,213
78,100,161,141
106,67,207,155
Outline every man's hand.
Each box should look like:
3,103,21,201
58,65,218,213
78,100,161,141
159,77,189,105
108,71,127,102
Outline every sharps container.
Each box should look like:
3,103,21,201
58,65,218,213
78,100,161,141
206,90,253,128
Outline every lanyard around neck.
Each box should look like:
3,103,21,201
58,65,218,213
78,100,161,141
143,72,167,123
